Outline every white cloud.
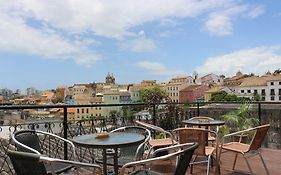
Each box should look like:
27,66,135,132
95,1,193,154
2,0,264,38
204,14,232,36
0,0,265,66
196,46,281,76
0,12,100,66
247,6,264,18
120,31,156,52
137,61,186,76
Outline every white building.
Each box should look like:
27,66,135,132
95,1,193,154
236,74,281,101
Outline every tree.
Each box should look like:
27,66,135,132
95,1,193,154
140,86,169,106
210,91,250,102
253,93,261,101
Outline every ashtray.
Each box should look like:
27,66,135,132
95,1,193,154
95,133,110,139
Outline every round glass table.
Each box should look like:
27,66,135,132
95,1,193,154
72,132,145,175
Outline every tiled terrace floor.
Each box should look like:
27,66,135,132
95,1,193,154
128,148,280,175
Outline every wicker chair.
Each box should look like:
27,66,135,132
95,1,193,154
120,142,199,175
7,150,102,175
135,120,175,158
98,126,151,168
186,116,217,144
172,128,218,175
11,129,78,174
219,124,270,175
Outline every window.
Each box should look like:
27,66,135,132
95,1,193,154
271,82,274,85
82,109,84,113
279,96,281,101
271,96,275,101
247,90,251,93
86,109,89,113
254,89,258,94
77,109,79,113
279,82,281,85
261,89,265,94
261,96,265,101
270,89,275,96
241,90,244,93
279,89,281,95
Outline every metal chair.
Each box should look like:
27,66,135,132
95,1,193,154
219,124,270,175
98,126,151,168
135,120,175,158
120,142,199,175
7,150,102,175
11,129,78,174
172,128,218,175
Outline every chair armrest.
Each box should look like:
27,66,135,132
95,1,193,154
40,156,102,173
120,142,197,175
220,127,257,146
135,121,173,139
152,142,193,157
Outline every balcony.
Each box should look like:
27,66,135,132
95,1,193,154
0,102,281,174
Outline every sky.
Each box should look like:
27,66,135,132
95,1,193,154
1,0,281,92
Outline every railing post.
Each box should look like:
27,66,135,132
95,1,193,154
258,102,262,125
63,107,68,160
197,102,200,116
153,104,156,125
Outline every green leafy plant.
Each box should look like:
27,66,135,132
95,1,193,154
218,103,259,137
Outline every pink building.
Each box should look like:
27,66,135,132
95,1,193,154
179,85,209,103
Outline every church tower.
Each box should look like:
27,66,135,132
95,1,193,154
105,72,115,84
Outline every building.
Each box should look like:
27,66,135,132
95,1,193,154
26,87,36,96
73,94,103,121
196,73,224,86
223,71,250,92
236,74,281,101
179,85,209,103
166,76,194,103
103,91,121,117
204,85,233,101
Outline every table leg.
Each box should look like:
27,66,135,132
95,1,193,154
113,148,118,175
103,148,107,175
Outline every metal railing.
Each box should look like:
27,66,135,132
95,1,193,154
0,101,281,174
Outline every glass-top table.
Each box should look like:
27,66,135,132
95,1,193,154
72,132,145,175
182,118,225,127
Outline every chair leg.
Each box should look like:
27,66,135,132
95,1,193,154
232,153,238,170
243,154,254,174
258,152,270,175
190,155,197,174
207,155,211,175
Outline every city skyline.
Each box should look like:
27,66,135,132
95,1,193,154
1,0,281,91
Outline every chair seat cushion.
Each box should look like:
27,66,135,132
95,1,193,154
148,139,173,148
205,146,215,156
222,142,250,153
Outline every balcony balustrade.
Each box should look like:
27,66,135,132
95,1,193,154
0,101,281,174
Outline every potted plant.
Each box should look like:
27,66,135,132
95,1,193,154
218,103,259,142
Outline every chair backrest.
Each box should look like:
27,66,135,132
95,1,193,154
12,130,42,154
111,126,151,160
248,124,270,151
174,143,199,175
7,150,47,175
173,128,207,156
135,120,173,139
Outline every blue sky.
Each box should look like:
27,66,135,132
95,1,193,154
1,0,281,92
